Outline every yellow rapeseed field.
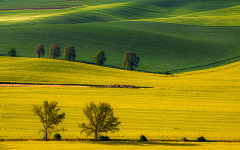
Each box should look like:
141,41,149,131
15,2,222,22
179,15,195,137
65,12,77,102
1,57,240,149
2,141,240,150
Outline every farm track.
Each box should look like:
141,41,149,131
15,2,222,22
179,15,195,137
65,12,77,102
0,83,89,87
0,83,144,88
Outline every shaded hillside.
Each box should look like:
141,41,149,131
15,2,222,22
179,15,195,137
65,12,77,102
0,0,240,73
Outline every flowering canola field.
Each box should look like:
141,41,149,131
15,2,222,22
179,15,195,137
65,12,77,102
1,57,240,142
2,141,240,150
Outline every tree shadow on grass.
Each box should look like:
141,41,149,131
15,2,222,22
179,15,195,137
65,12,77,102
92,141,199,147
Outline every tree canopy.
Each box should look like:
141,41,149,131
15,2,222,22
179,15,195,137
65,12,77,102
32,101,65,141
35,44,45,58
64,46,76,61
79,102,121,141
93,50,107,66
8,48,16,56
123,51,140,71
49,44,61,59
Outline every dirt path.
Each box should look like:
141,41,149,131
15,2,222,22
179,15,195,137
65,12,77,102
0,84,89,87
0,83,147,88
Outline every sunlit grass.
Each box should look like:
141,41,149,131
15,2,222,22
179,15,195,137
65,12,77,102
135,5,240,26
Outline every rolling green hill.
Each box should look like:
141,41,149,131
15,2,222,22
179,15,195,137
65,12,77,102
0,0,240,73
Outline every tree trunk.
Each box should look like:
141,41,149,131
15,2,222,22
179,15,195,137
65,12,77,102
39,54,40,58
45,129,47,141
45,106,48,141
54,53,55,59
95,131,98,141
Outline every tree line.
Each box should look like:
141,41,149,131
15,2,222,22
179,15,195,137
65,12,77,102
35,44,76,61
32,101,121,141
34,43,140,71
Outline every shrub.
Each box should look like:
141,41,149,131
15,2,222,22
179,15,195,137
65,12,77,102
98,135,110,141
181,137,188,141
196,136,206,142
53,133,61,140
8,48,16,56
163,70,170,75
139,135,148,141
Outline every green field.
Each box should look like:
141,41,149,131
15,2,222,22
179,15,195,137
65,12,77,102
0,0,240,73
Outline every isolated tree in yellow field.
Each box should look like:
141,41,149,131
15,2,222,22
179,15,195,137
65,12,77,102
123,51,140,71
35,44,45,58
49,44,61,59
32,101,66,141
79,102,121,141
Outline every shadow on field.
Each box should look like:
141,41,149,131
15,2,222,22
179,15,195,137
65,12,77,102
93,141,199,147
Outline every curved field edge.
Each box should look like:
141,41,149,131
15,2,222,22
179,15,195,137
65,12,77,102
134,5,240,26
1,56,240,86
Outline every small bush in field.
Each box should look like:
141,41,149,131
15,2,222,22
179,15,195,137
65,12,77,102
163,70,170,75
196,136,206,142
139,135,148,141
53,133,61,140
98,135,110,141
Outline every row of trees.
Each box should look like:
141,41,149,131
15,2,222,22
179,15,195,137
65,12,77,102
32,101,121,141
35,44,76,61
35,44,140,70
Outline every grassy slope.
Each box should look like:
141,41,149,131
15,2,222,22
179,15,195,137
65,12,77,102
0,0,111,9
1,56,240,141
0,0,240,73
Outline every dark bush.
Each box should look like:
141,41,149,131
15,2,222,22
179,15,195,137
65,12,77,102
163,71,170,75
53,133,61,140
181,137,188,141
139,135,148,141
98,135,110,141
196,136,206,142
8,48,16,56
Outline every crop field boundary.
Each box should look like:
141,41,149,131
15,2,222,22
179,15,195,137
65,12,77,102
2,138,240,143
0,83,152,89
170,55,240,73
